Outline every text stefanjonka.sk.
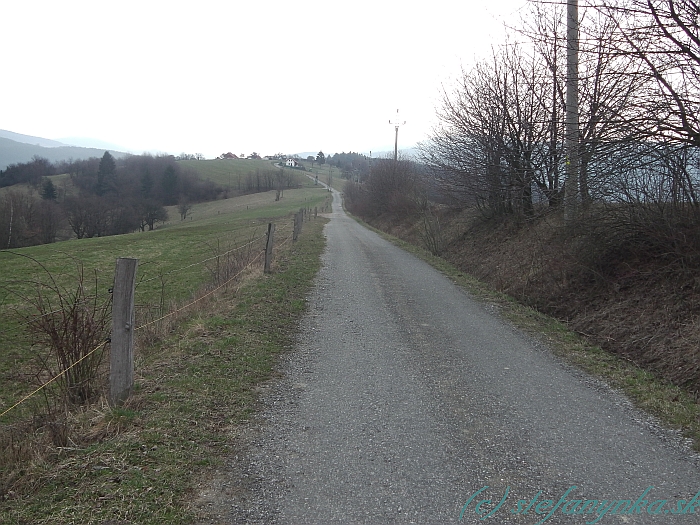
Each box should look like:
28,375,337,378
459,485,700,524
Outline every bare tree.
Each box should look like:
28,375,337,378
0,191,34,247
178,199,192,220
421,41,564,217
139,200,169,231
37,200,64,244
422,2,667,217
64,196,109,239
365,156,422,217
601,0,700,147
523,3,646,205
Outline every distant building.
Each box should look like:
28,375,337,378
286,158,299,167
218,152,238,160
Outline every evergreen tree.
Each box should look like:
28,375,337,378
161,165,179,205
40,178,57,200
96,151,117,195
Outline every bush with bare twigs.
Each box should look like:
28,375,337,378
9,256,111,407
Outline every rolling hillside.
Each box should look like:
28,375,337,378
0,130,128,171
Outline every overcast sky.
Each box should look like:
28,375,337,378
1,0,530,159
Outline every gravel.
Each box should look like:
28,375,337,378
198,191,700,525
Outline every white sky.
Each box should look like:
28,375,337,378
1,0,530,159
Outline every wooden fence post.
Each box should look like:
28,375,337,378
314,206,317,218
264,222,275,273
110,257,138,406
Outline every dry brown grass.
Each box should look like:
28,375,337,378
361,205,700,443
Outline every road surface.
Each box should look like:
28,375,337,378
202,189,700,524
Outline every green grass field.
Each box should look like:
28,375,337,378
299,161,348,193
0,184,331,421
178,157,353,195
0,158,346,201
0,158,283,201
1,197,330,524
178,158,282,190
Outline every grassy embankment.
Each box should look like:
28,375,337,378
356,208,700,451
1,175,330,523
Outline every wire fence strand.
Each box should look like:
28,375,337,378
0,340,109,420
137,233,268,286
135,248,266,332
0,216,301,422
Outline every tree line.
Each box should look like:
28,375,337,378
349,1,700,274
0,152,224,249
239,168,301,201
420,1,700,216
328,152,371,182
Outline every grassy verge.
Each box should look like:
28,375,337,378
0,216,328,524
352,214,700,451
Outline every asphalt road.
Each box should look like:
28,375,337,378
209,189,700,524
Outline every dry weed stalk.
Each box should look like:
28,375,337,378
419,208,444,256
134,233,263,350
204,232,261,287
11,255,111,407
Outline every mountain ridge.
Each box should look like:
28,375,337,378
0,129,68,148
0,135,127,171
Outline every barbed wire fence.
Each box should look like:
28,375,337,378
0,215,306,422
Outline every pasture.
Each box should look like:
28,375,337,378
0,185,330,523
0,183,330,419
178,158,282,190
300,160,348,193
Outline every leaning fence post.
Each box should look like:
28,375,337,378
110,257,138,406
264,223,275,273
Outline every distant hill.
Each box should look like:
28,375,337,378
295,147,420,160
0,129,68,148
55,136,128,151
0,132,127,171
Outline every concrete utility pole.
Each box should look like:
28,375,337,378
389,109,406,162
565,0,579,220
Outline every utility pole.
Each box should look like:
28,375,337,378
368,150,372,182
389,109,406,162
564,0,579,221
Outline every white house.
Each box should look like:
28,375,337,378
285,158,299,167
